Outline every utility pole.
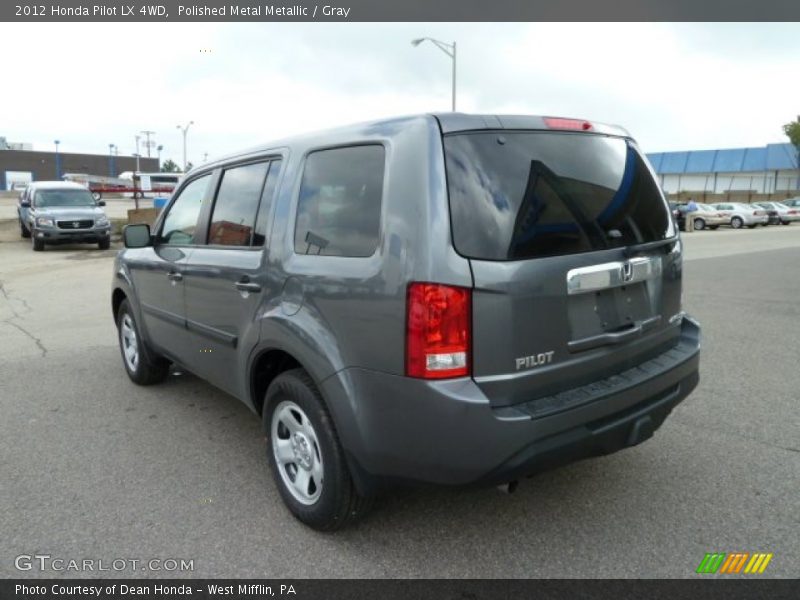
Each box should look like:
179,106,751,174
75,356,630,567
176,121,194,173
140,130,156,158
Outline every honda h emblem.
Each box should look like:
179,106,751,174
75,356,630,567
621,261,634,282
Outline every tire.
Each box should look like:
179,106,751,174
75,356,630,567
92,192,102,202
31,232,45,251
693,218,705,231
98,238,111,250
19,219,31,238
264,369,372,531
116,299,170,385
731,217,744,229
781,221,790,225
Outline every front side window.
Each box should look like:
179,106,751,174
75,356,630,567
160,174,210,245
208,162,270,247
294,145,384,257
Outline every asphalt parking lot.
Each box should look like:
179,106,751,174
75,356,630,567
0,219,798,578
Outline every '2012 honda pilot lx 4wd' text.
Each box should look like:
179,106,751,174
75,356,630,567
112,114,700,530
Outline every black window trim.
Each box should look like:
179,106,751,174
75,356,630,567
291,141,388,260
201,155,284,251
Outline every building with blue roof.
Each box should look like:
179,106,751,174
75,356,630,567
646,143,799,199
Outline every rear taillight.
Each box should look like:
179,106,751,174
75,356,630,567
543,117,593,131
406,283,471,379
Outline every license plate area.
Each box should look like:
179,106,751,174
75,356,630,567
568,283,656,341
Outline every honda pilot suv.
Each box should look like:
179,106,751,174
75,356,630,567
112,114,700,530
20,181,112,250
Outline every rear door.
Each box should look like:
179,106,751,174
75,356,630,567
182,158,282,398
443,129,682,407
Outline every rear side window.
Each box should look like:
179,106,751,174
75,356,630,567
444,132,675,261
208,161,270,247
294,145,384,257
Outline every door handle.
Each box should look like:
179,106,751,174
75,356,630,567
235,279,262,293
167,271,183,282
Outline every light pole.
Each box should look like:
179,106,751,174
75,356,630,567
54,140,61,179
176,121,194,172
156,144,164,168
134,134,141,167
411,37,457,111
108,143,116,176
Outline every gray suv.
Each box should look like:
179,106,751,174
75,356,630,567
19,181,112,250
112,114,701,530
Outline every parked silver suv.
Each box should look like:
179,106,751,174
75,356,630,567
112,114,701,530
19,181,112,250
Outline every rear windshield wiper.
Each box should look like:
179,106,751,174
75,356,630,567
623,236,679,257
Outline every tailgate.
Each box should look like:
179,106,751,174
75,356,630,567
442,127,682,407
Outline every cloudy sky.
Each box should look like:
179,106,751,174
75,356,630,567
2,22,799,166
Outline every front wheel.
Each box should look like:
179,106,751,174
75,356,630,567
31,232,44,251
264,369,372,531
98,237,111,250
116,299,170,385
19,218,31,238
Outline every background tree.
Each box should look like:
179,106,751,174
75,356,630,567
161,159,180,173
783,116,800,190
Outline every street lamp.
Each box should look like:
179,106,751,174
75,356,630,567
176,121,194,172
54,140,61,179
412,37,457,111
156,144,164,167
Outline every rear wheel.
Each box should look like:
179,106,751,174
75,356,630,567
264,369,372,531
116,299,170,385
731,217,744,229
693,218,705,231
98,238,111,250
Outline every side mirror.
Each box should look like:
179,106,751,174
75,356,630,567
97,200,106,207
123,223,152,248
20,200,31,208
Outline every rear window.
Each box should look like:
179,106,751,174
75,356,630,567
444,131,675,261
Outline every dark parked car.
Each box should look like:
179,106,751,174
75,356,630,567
112,114,701,530
19,181,112,250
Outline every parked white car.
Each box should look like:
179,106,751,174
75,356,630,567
756,202,800,225
711,203,769,229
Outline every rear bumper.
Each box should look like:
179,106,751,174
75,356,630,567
323,316,700,492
